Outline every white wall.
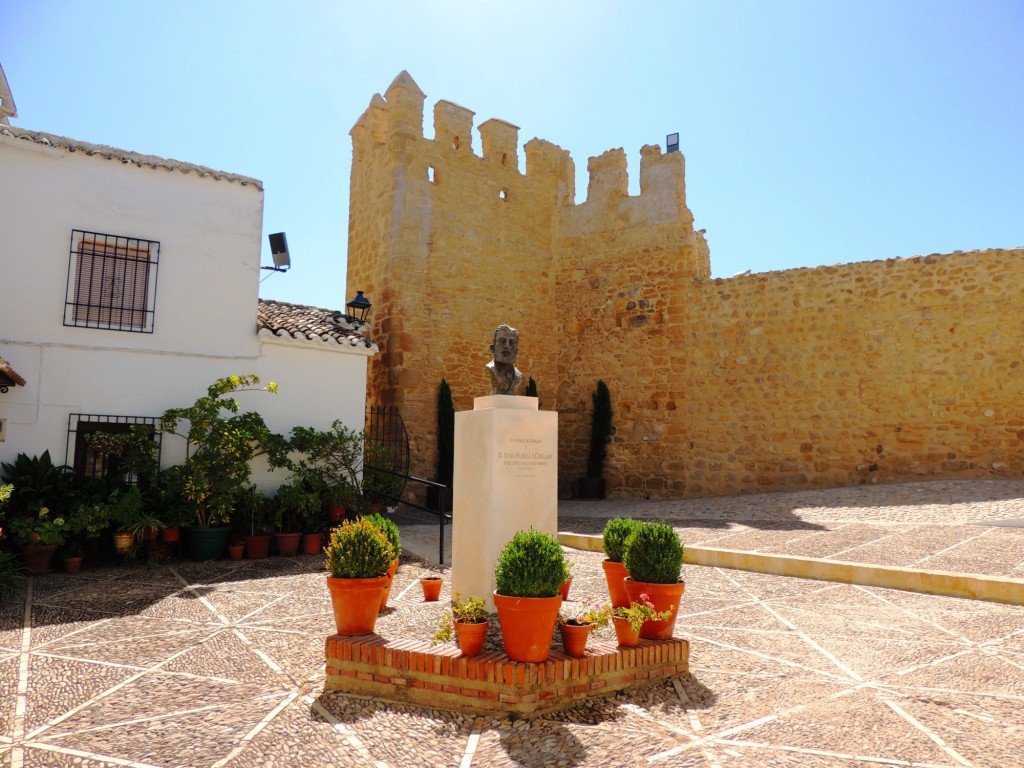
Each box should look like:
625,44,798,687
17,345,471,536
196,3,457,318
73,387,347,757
0,132,373,486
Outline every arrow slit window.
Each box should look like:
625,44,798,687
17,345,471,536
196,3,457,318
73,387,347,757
64,230,160,333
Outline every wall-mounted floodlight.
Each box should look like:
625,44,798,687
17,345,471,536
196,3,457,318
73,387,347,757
263,232,291,272
666,133,680,153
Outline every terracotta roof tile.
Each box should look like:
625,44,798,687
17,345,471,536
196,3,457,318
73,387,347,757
0,125,262,189
256,299,376,351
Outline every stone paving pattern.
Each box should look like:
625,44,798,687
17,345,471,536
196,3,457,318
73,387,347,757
1,479,1023,767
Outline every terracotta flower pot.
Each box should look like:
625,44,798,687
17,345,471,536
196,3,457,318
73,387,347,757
63,555,84,574
301,532,323,555
274,532,302,557
227,544,244,561
612,616,640,647
327,504,346,523
327,575,389,635
113,531,134,556
420,576,442,602
558,577,572,601
378,559,399,612
244,534,272,559
21,544,59,577
161,527,180,544
623,578,686,639
493,591,562,663
454,620,488,657
602,559,630,609
559,622,592,657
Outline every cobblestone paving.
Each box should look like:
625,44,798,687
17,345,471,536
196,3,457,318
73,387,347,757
1,480,1022,767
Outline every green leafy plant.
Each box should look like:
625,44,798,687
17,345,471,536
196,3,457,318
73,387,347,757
615,594,674,632
0,451,74,515
433,592,489,645
602,517,641,562
623,522,684,584
586,380,613,479
494,529,568,598
274,480,320,533
560,601,612,628
324,518,394,579
364,512,400,562
287,420,364,511
108,487,144,533
160,375,285,528
7,507,67,546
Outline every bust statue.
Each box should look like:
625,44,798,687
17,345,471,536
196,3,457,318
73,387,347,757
486,324,523,396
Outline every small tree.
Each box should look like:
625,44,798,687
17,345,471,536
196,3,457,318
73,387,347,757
436,378,454,488
524,377,538,399
160,375,284,528
586,380,613,479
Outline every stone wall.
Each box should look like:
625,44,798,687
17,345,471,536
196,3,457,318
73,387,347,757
347,72,1024,498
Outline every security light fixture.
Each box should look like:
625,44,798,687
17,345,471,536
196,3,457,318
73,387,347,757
666,133,680,153
263,232,291,272
345,290,372,324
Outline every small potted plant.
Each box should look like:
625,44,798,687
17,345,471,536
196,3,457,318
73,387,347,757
364,512,401,611
324,518,395,635
232,485,274,559
622,521,685,639
108,487,143,556
612,594,675,647
274,480,318,556
433,592,489,656
493,528,568,662
8,506,67,576
300,498,327,555
601,517,641,608
558,602,612,657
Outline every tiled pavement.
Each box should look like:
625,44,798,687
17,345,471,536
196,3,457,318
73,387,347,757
2,479,1024,767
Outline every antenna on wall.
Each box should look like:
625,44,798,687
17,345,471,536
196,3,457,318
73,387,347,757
263,232,291,272
666,133,680,153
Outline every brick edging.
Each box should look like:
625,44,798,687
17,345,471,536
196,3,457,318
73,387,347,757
325,633,689,716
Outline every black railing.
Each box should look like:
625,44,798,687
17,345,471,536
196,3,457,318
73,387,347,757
364,405,451,564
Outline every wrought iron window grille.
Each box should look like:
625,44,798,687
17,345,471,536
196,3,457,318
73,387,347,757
64,230,160,333
66,413,162,483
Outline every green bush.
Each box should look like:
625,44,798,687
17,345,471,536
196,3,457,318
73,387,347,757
623,522,684,584
586,380,612,479
324,518,394,579
364,512,400,562
602,517,641,562
494,529,568,598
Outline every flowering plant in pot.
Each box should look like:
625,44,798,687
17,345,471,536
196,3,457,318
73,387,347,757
612,593,675,646
622,521,685,639
558,602,612,657
8,506,67,576
601,517,641,608
433,592,489,656
273,480,318,556
493,528,568,662
324,518,395,635
364,512,401,610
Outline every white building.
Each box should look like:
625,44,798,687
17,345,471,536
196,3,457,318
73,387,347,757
0,114,375,486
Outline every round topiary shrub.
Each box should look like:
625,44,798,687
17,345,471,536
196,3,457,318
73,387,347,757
623,522,684,584
364,512,400,562
602,517,641,562
494,529,569,598
324,518,394,579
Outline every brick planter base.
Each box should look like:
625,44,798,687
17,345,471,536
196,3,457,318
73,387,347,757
324,634,689,717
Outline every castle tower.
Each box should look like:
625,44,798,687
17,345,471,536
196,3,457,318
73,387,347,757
346,73,709,492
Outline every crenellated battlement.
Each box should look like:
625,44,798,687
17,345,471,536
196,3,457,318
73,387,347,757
351,71,698,221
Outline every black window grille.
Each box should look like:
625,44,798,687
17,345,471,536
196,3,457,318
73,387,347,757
64,230,160,333
67,414,162,483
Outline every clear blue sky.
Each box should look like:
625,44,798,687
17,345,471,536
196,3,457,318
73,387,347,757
3,1,1021,311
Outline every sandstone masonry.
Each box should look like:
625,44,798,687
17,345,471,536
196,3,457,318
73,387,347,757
347,71,1024,499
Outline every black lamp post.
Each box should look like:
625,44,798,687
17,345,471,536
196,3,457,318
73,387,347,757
345,291,372,324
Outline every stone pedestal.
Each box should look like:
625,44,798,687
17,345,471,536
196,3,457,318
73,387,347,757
452,395,558,610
